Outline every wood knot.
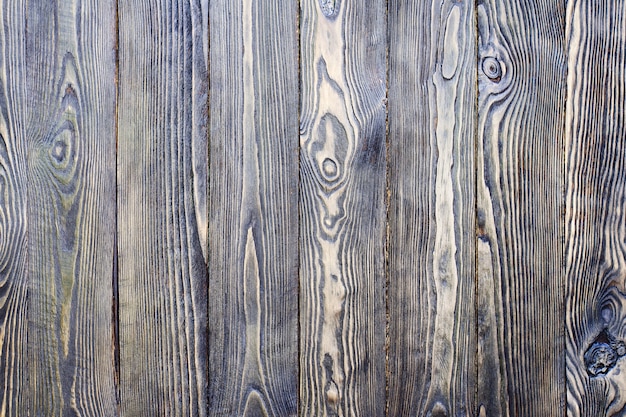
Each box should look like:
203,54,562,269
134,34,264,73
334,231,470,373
584,329,626,376
319,0,340,18
481,57,502,82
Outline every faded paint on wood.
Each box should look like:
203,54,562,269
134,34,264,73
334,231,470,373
299,0,387,415
476,0,566,414
208,0,299,415
25,0,119,414
565,0,626,415
387,0,477,415
117,0,209,414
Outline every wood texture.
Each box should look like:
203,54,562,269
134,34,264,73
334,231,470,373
299,0,387,415
387,0,477,415
476,0,566,414
207,0,299,415
24,0,118,415
117,0,209,414
565,0,626,415
0,1,28,415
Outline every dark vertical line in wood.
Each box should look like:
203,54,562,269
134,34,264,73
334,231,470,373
384,0,391,414
473,3,480,416
297,0,302,414
113,0,121,410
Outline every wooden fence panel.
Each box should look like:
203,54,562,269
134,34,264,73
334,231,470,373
117,0,209,414
299,0,387,415
565,0,626,415
476,0,566,414
208,0,299,415
387,0,477,415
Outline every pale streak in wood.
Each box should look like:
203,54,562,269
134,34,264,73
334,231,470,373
299,1,386,415
565,0,626,415
208,0,299,415
117,1,209,415
387,0,477,415
0,1,28,416
23,0,118,414
476,0,566,414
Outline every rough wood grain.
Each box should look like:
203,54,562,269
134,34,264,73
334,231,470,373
387,0,477,415
476,0,566,414
0,1,28,415
117,0,209,414
565,0,626,415
24,0,118,414
299,1,386,415
208,0,299,414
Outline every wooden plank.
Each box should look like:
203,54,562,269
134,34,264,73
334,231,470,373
565,0,626,415
387,0,477,415
299,1,386,415
207,0,299,414
117,0,209,414
0,1,28,415
476,0,566,414
24,0,118,414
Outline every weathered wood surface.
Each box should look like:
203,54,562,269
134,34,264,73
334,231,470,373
387,1,477,415
2,0,626,416
0,1,28,416
208,0,299,415
565,0,626,415
476,0,566,415
299,0,387,415
25,0,119,415
117,0,209,414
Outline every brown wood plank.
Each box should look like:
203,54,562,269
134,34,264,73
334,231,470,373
0,1,28,415
565,0,626,415
117,0,209,414
387,0,477,415
299,1,387,415
476,0,566,414
24,0,118,414
207,0,299,414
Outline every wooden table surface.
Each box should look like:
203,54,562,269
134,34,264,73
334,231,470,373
0,0,623,415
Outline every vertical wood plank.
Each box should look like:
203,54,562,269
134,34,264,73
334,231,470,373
117,0,209,414
25,0,118,414
0,1,28,415
565,1,626,415
299,0,387,415
208,0,299,414
387,0,477,415
476,0,566,414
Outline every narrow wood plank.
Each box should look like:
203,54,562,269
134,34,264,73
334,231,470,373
208,0,299,414
299,1,386,415
476,0,566,414
387,0,477,415
565,0,626,415
24,0,118,414
117,0,209,414
0,1,28,415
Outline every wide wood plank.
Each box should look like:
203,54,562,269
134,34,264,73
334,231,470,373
476,0,566,414
299,1,387,415
0,1,28,415
387,0,477,415
24,0,118,414
208,0,299,414
117,0,209,414
565,0,626,415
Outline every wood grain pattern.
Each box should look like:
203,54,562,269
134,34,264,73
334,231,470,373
207,0,299,415
476,0,566,414
565,0,626,415
387,0,477,415
0,1,28,415
117,0,209,414
299,0,386,415
24,0,118,414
